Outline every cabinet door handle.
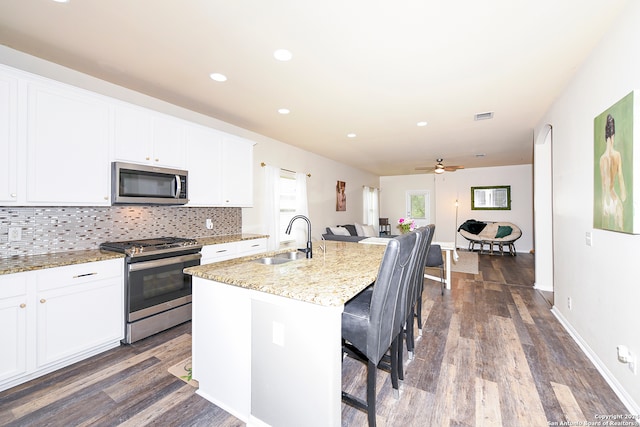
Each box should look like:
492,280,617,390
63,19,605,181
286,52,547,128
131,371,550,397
216,249,228,253
11,193,17,198
40,299,46,304
146,156,150,160
20,303,26,308
73,272,98,278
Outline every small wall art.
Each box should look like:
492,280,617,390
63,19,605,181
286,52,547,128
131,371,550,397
336,181,346,211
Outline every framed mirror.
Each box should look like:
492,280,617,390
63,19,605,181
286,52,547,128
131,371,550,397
471,185,511,210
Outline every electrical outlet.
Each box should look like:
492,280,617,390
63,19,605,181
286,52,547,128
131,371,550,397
8,227,22,242
205,218,213,229
567,297,572,310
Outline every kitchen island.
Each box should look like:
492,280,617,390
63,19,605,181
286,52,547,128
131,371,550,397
184,240,387,427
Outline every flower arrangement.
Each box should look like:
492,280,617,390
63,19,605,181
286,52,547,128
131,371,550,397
397,217,415,233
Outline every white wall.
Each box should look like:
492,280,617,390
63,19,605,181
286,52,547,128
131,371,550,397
244,141,378,242
435,165,533,252
379,174,436,234
536,0,640,411
380,165,533,252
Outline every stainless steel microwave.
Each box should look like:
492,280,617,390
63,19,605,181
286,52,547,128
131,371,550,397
111,162,188,205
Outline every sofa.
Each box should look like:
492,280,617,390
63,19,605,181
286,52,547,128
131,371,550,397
458,219,522,256
322,224,394,242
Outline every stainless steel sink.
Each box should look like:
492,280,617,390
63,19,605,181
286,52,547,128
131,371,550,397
274,251,306,261
253,257,291,265
252,251,306,265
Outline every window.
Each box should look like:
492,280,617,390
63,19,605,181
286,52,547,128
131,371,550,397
406,190,431,223
362,186,379,227
279,170,298,242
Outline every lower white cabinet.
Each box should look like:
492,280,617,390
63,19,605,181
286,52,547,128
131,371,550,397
0,258,124,392
201,238,267,265
0,273,28,384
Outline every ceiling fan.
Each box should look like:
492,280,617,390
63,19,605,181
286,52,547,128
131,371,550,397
415,158,464,174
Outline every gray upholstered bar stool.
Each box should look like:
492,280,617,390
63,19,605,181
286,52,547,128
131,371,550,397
415,244,445,338
400,225,434,367
341,231,419,427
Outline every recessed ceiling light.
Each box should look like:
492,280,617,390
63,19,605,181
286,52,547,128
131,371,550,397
52,0,69,3
209,73,227,82
278,108,290,115
417,121,428,127
273,49,292,61
347,133,357,138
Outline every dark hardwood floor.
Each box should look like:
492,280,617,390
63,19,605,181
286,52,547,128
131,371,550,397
1,253,632,426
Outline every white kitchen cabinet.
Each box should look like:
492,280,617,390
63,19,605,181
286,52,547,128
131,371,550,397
113,103,185,169
237,238,267,255
0,69,18,204
221,134,254,207
26,80,111,205
35,259,124,369
185,123,222,206
0,258,124,392
201,238,267,265
0,273,29,384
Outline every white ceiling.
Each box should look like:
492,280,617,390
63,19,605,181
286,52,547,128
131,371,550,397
0,0,628,175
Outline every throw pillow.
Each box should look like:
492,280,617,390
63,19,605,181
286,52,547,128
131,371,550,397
495,225,513,239
339,224,357,236
329,226,351,236
362,225,377,237
354,223,365,236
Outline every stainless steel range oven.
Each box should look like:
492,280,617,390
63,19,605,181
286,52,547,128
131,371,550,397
100,237,202,344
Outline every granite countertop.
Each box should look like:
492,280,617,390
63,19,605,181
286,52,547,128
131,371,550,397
196,233,268,246
0,250,125,276
0,234,268,276
185,240,387,307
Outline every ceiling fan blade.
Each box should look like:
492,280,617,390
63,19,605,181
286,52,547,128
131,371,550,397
443,165,464,171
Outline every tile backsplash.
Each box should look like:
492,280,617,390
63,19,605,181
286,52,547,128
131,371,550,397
0,206,241,258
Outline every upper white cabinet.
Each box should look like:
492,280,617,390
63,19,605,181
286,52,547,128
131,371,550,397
186,124,254,207
185,123,222,206
0,63,253,207
0,65,111,206
0,70,18,204
26,80,111,205
221,134,254,207
113,104,185,169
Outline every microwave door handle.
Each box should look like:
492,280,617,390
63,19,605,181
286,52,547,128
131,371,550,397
174,175,181,198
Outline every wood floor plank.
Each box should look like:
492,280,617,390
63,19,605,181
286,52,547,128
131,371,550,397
511,292,535,325
488,315,548,427
475,377,502,427
117,383,195,427
551,381,587,422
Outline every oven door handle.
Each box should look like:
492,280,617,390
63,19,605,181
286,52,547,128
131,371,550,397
128,253,201,272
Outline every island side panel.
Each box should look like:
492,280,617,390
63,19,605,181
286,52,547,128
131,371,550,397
250,291,343,427
192,277,251,422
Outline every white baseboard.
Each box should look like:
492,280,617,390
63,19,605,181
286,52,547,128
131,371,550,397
550,306,640,414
